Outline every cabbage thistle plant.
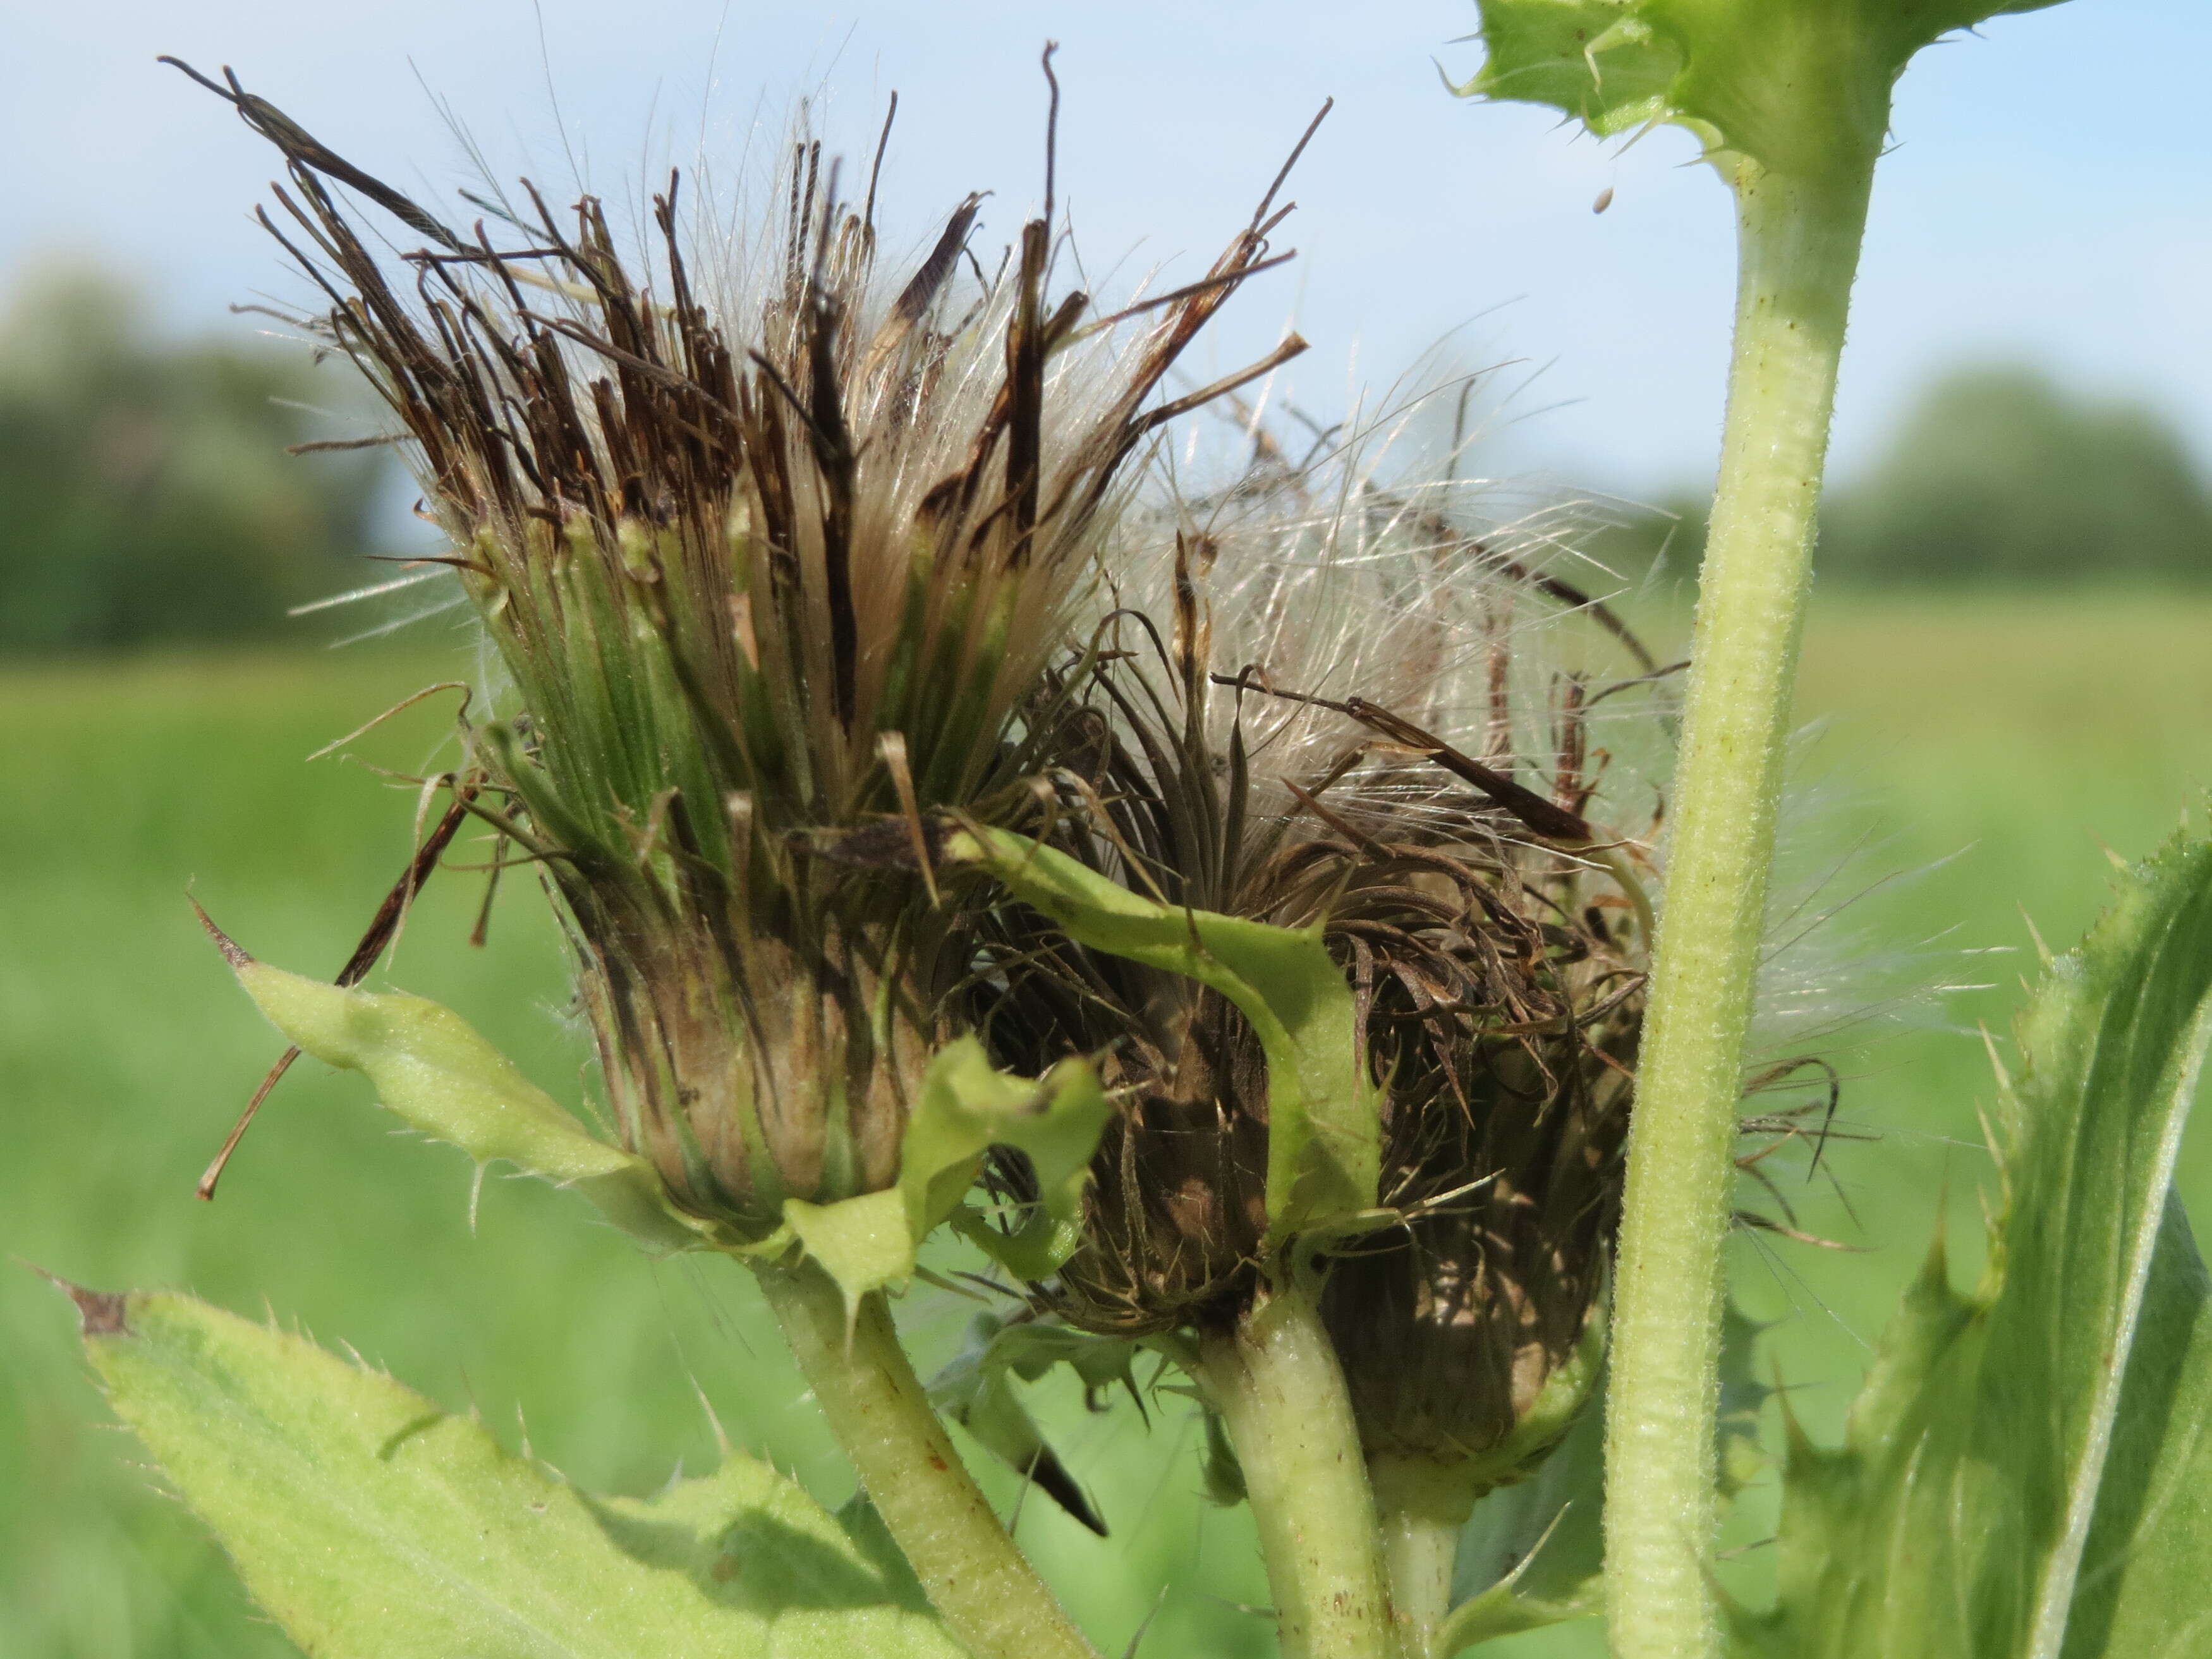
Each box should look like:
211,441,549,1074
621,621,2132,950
56,11,2212,1659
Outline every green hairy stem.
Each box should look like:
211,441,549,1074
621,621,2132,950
1197,1273,1403,1659
1604,159,1874,1656
1450,6,2072,1649
754,1260,1100,1659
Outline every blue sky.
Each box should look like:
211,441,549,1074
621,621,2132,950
3,1,2203,499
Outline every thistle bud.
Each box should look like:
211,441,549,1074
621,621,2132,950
202,70,1297,1239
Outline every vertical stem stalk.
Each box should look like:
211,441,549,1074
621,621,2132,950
1197,1272,1403,1659
1603,157,1873,1658
1370,1457,1479,1658
755,1259,1099,1659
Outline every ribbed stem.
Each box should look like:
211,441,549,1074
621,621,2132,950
1198,1273,1403,1659
1371,1457,1480,1658
755,1258,1098,1659
1601,157,1874,1659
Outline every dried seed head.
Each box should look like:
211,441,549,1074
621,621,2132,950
185,61,1301,1237
975,418,1668,1347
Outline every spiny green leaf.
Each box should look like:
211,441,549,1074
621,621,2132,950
945,825,1378,1241
224,954,710,1253
1437,1572,1602,1655
2057,1201,2212,1656
1458,0,2068,180
1452,2,1680,138
781,1189,913,1310
1739,830,2212,1658
73,1288,963,1659
963,1317,1148,1397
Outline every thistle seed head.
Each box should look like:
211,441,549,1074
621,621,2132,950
186,61,1299,1237
974,422,1667,1349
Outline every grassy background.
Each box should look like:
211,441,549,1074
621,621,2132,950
4,592,2210,1658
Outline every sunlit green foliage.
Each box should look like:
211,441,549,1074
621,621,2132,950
0,647,1280,1659
80,1291,963,1659
13,603,2211,1657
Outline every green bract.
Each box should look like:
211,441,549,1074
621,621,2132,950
1437,1387,1604,1655
944,824,1378,1243
923,1313,1144,1537
1461,0,2067,179
899,1040,1112,1277
218,942,712,1255
214,921,1115,1316
784,1036,1113,1309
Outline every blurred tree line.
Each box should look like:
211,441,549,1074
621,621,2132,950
1599,364,2212,586
0,267,390,652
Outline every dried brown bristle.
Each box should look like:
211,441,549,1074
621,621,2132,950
167,56,1313,1244
195,785,477,1201
966,464,1660,1351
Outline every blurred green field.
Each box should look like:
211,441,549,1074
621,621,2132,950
4,592,2210,1658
